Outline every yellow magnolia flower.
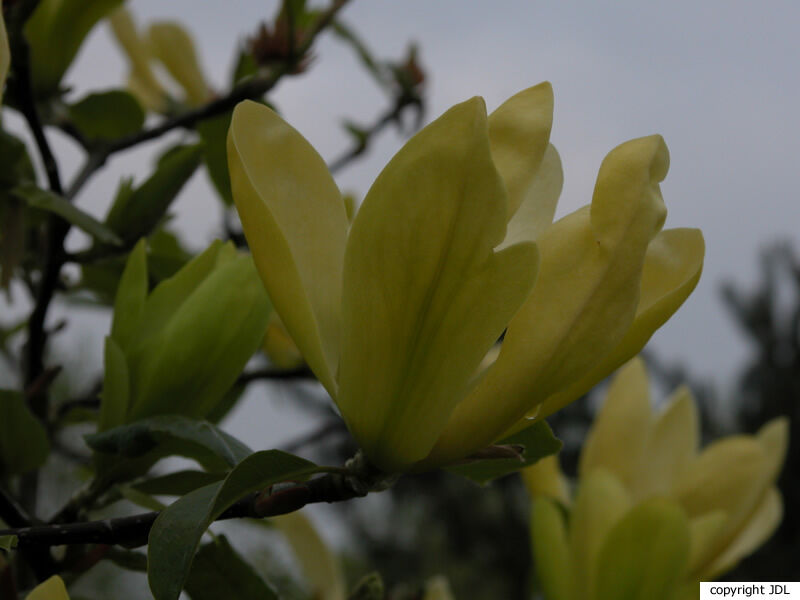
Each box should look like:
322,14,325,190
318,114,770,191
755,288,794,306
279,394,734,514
228,83,704,472
108,8,210,111
26,575,70,600
525,358,788,600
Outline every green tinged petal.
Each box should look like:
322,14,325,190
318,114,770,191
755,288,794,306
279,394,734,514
500,144,563,249
128,251,270,420
487,82,554,218
531,497,574,600
228,101,348,397
273,511,346,600
702,488,782,578
578,358,652,489
338,97,538,471
25,575,70,600
148,22,208,105
99,336,130,432
111,240,148,351
539,227,704,418
569,469,630,598
594,499,690,600
430,136,669,465
636,386,698,498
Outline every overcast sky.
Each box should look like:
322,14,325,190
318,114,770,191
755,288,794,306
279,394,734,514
10,0,800,447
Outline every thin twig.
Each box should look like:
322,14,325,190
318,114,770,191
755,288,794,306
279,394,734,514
237,365,314,384
328,94,422,174
1,470,373,549
64,0,351,200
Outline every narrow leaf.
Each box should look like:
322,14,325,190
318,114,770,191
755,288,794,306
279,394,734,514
148,450,318,600
14,183,122,246
446,421,561,485
86,415,253,470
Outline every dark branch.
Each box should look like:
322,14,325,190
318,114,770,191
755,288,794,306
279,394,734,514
0,470,376,549
237,365,314,384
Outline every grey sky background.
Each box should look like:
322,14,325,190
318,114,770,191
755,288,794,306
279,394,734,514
7,1,800,448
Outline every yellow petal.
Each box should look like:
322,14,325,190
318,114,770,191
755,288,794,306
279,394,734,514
531,497,575,600
108,7,166,109
487,82,554,218
1,0,9,104
687,510,727,574
635,386,699,499
262,313,304,369
228,101,348,397
499,144,563,249
339,97,538,471
578,358,652,490
757,417,789,482
148,22,208,105
522,454,570,505
26,575,70,600
570,469,631,597
701,488,782,579
273,510,346,600
539,227,704,418
593,499,690,600
672,437,767,519
429,136,669,465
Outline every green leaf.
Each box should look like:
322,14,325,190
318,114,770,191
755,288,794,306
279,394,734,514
0,390,49,476
148,450,318,600
197,112,234,205
105,144,203,243
131,470,225,497
13,183,122,246
68,90,145,141
184,535,279,600
85,415,253,471
446,421,561,485
0,535,17,552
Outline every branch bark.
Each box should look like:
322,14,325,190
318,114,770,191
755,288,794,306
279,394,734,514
0,470,371,549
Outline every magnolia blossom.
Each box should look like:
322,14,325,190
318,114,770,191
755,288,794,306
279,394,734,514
227,83,704,472
108,7,210,111
526,358,788,600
